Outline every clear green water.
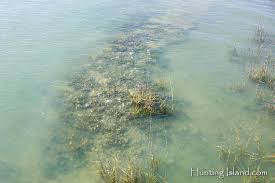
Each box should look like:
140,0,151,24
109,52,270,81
0,0,274,182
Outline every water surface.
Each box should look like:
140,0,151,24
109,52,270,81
0,0,274,182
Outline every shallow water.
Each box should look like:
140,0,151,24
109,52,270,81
0,0,274,183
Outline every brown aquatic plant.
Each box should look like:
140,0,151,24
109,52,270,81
217,126,275,183
230,80,247,93
129,88,174,117
265,103,275,114
99,156,120,183
98,155,168,183
254,25,267,45
255,88,275,114
216,128,266,170
255,86,266,103
242,175,274,183
155,79,169,91
248,64,271,84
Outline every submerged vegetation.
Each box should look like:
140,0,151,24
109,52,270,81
40,10,274,183
216,128,266,169
229,25,275,114
229,79,247,93
98,155,168,183
216,125,275,183
43,15,190,180
218,23,275,183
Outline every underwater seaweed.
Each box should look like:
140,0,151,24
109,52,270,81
216,125,274,183
216,126,265,169
228,25,275,116
254,25,268,46
43,15,191,180
229,80,247,93
98,155,168,183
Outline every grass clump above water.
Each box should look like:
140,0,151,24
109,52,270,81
98,155,168,183
129,87,174,117
248,63,275,89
